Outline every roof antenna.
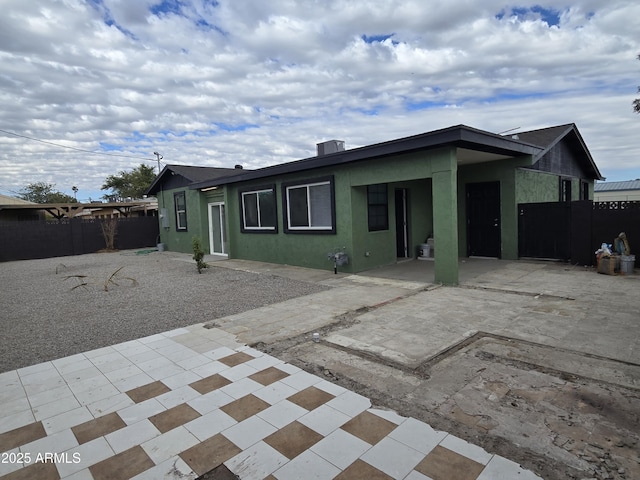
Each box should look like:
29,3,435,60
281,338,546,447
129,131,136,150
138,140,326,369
498,127,521,135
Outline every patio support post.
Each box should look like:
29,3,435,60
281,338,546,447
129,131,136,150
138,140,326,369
432,148,459,285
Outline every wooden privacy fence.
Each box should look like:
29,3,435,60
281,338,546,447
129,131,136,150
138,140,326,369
0,217,159,262
518,200,640,267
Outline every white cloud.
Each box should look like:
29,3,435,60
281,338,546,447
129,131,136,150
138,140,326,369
0,0,639,200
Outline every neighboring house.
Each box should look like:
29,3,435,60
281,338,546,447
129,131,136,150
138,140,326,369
593,180,640,202
146,164,247,254
0,194,44,221
147,124,602,284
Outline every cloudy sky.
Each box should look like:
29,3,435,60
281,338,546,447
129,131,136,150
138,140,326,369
1,0,639,202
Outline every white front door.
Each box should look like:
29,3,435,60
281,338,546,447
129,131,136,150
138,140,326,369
208,203,227,255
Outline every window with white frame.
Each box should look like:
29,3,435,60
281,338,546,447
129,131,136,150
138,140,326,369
284,177,335,233
174,191,187,231
241,186,277,232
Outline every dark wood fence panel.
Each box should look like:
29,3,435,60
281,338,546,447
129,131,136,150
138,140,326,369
0,217,159,262
518,202,571,261
518,200,640,267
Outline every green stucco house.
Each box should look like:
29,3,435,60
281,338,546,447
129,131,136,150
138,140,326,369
146,123,602,284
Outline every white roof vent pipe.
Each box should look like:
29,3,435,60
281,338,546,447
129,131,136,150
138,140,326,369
317,140,345,156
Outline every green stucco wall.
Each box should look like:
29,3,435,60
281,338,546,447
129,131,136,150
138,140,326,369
156,186,207,254
224,149,450,276
515,169,562,204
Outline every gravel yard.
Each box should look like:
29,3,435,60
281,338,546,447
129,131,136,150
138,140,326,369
0,250,329,373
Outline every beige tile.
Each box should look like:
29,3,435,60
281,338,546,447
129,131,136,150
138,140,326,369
148,403,201,433
125,380,171,403
218,352,253,367
341,411,397,445
249,367,290,386
264,421,323,459
415,445,485,480
287,386,335,411
0,421,46,452
334,459,394,479
179,433,242,476
89,445,154,480
220,394,270,422
189,373,231,395
71,412,127,445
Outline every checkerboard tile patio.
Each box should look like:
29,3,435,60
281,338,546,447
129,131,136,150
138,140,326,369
0,324,541,480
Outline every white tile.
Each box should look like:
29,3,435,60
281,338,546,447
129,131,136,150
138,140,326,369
280,370,321,391
368,408,406,425
272,450,341,480
67,373,112,396
62,468,94,480
184,409,237,441
163,327,191,337
360,436,424,479
86,393,135,417
187,389,234,415
33,395,82,421
130,454,196,480
222,416,277,450
273,363,301,375
238,347,263,358
297,404,351,436
314,379,348,397
219,377,263,399
0,383,25,403
42,406,93,434
61,365,103,384
54,358,95,376
310,428,371,470
20,428,78,458
156,385,200,409
137,356,174,373
0,369,20,388
0,409,35,434
388,418,447,455
118,398,166,426
56,436,115,478
104,364,146,384
105,419,160,454
27,384,74,408
22,374,66,396
143,337,176,351
202,346,237,360
146,363,186,382
83,346,117,359
140,425,199,464
245,355,283,371
226,441,288,480
325,391,370,417
3,397,31,418
52,354,89,371
404,471,434,480
439,435,493,465
126,349,164,365
175,354,210,371
75,383,122,406
112,372,155,392
219,363,259,382
191,360,228,378
90,352,133,374
257,400,307,429
137,334,165,345
17,361,56,377
160,370,201,390
253,381,298,405
476,455,542,480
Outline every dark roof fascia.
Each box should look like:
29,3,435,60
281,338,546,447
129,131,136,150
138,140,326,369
190,125,543,190
146,164,246,195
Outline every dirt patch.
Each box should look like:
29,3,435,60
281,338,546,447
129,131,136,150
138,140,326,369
258,334,640,480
